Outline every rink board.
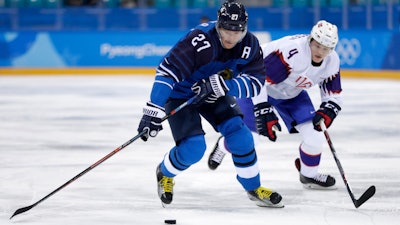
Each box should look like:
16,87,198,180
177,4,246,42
0,68,399,80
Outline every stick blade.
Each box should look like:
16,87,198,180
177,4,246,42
354,185,376,208
10,204,35,219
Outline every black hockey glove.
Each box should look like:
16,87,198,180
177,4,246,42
137,102,165,141
312,101,341,131
191,74,229,104
254,102,281,142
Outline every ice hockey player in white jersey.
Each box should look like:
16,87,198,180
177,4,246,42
208,20,342,190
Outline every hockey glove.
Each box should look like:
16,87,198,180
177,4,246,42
254,102,281,142
191,74,229,104
137,102,165,141
312,101,341,131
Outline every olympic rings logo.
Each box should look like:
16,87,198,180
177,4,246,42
335,38,361,66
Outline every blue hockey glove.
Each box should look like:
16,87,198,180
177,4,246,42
137,102,165,141
191,74,229,104
312,101,341,131
254,102,281,142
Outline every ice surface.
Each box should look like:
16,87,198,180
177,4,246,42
1,75,399,225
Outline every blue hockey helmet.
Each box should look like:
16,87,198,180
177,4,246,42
217,0,248,31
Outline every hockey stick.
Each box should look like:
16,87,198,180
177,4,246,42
10,95,199,219
320,121,376,208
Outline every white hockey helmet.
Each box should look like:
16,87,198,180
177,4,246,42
310,20,338,48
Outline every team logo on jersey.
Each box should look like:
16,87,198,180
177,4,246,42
295,75,313,88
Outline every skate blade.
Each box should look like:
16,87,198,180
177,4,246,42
249,196,285,208
161,202,171,208
255,201,285,208
302,183,338,190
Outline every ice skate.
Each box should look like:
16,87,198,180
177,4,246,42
247,186,284,208
156,164,174,205
295,158,337,190
300,173,336,190
208,136,226,170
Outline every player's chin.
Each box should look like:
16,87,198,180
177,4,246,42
223,42,236,49
312,56,323,63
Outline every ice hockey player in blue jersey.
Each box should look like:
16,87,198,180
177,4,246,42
137,0,283,208
208,20,342,190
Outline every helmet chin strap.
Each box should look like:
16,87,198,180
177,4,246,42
239,27,247,40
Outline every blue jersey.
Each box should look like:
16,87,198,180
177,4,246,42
149,22,266,108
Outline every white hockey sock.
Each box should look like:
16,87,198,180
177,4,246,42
299,143,320,178
300,160,318,178
296,122,324,178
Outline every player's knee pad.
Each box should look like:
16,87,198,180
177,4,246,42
296,121,324,149
169,135,206,170
218,116,243,135
218,116,254,153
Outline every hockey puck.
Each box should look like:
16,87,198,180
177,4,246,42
164,219,176,224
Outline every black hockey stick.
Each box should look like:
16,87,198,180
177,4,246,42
320,121,376,208
10,95,200,219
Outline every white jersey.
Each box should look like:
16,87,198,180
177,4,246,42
253,35,342,107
